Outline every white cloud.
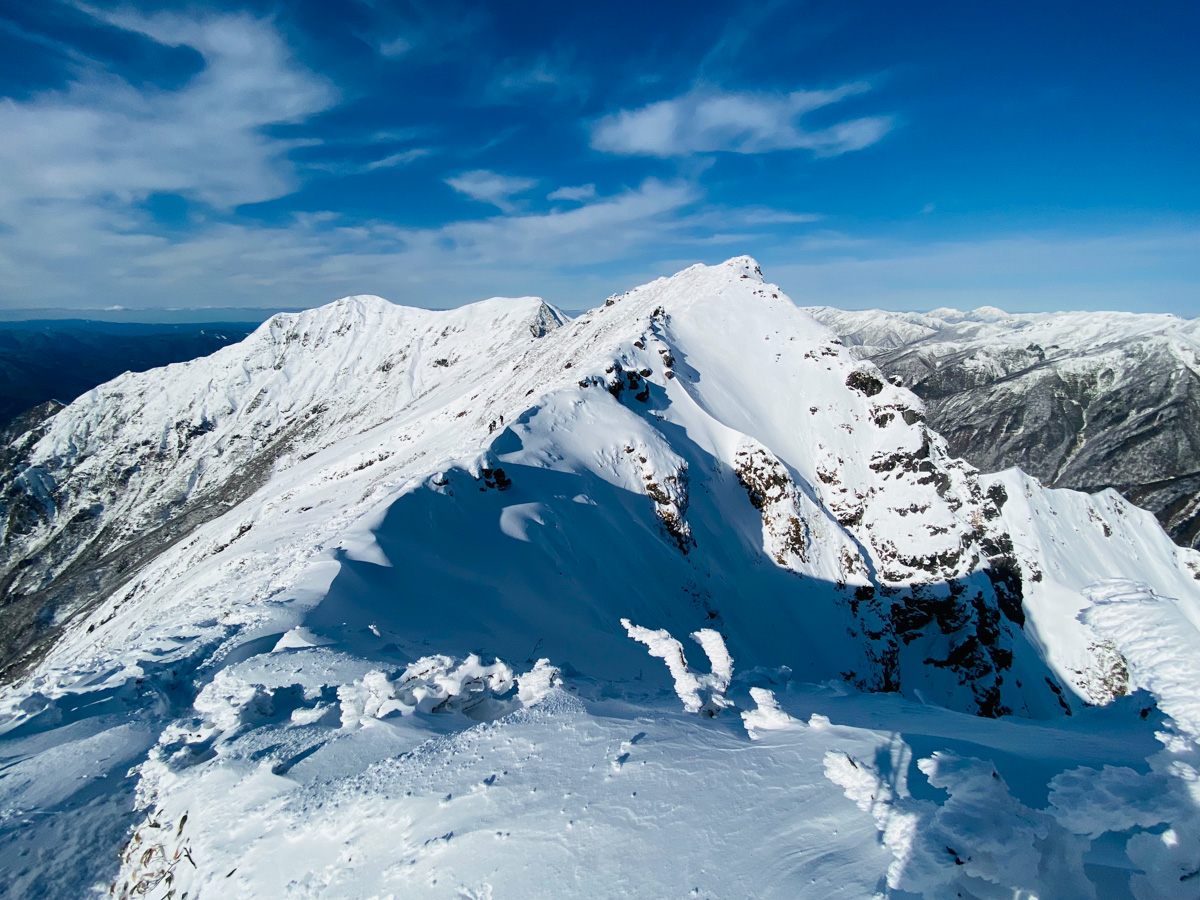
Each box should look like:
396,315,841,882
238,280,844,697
4,18,1187,321
0,10,730,312
421,178,697,266
362,0,488,63
0,9,335,217
446,170,538,212
547,184,597,203
378,35,413,57
364,148,432,171
736,208,821,225
3,137,1194,318
483,51,588,105
591,84,891,157
363,127,432,144
0,8,343,306
304,148,433,178
0,178,705,310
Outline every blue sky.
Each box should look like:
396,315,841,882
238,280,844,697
0,0,1197,315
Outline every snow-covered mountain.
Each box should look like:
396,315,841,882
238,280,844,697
809,305,1200,550
2,259,1199,900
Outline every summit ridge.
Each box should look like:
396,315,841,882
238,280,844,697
1,259,1198,899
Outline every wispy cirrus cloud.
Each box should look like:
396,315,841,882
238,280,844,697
446,170,538,212
0,8,336,212
0,6,820,312
364,148,431,170
421,178,698,266
0,178,706,308
303,147,433,178
547,184,597,203
0,7,341,305
359,0,488,61
378,34,413,58
482,49,588,105
591,83,892,157
4,3,1186,320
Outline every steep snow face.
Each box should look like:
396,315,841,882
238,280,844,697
2,258,1200,899
810,305,1200,549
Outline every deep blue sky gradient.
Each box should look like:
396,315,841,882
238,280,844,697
0,0,1196,314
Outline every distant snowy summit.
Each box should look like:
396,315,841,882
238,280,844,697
1,258,1199,899
811,304,1200,549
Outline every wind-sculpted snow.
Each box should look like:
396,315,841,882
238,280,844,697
823,634,1200,899
621,619,732,714
1,257,1200,898
740,685,799,737
1082,580,1200,741
825,744,1093,899
985,469,1200,707
811,304,1200,549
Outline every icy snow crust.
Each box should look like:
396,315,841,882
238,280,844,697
1,258,1199,898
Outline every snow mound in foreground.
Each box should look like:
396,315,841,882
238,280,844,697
102,614,1200,900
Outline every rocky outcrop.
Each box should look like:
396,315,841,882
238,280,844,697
810,306,1200,548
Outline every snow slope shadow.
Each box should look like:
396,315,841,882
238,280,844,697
302,409,1070,720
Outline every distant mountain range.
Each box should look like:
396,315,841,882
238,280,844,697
810,305,1200,550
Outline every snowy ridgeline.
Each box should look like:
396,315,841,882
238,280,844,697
1,257,1200,899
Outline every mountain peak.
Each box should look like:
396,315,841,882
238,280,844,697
689,254,765,285
966,305,1009,322
661,256,766,292
333,293,393,308
720,254,765,282
313,293,398,321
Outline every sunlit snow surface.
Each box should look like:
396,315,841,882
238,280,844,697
2,258,1200,899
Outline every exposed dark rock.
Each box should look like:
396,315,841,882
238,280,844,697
845,369,884,397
